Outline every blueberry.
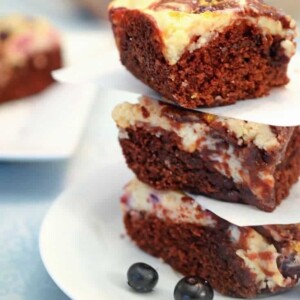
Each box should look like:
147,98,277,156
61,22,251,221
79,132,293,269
127,262,159,293
174,276,214,300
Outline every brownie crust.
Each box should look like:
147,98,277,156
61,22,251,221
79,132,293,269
119,126,300,212
0,48,62,103
110,7,295,108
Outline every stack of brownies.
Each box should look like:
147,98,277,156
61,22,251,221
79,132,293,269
109,0,300,298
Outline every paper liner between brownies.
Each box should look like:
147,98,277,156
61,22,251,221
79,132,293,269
52,50,300,127
187,181,300,227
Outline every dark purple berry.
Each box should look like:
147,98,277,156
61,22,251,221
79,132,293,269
149,193,159,204
127,262,159,293
0,30,10,41
174,276,214,300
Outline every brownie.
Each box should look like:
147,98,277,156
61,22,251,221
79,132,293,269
113,96,300,212
109,0,297,108
122,178,300,298
0,15,62,103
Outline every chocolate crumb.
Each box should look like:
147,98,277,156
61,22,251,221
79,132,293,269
141,106,150,118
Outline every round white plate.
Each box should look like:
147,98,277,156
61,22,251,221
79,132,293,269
39,161,300,300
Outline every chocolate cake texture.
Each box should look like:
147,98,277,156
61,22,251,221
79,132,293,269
113,96,300,212
109,0,297,108
121,178,300,298
0,15,62,103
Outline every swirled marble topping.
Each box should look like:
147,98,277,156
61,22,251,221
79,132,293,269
110,0,296,64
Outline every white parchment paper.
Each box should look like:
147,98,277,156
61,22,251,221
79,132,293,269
53,49,300,126
189,180,300,227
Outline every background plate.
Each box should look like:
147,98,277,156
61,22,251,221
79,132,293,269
0,83,95,160
0,31,111,161
39,161,300,300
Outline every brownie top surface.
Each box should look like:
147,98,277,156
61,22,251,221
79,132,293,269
110,0,296,65
110,0,293,22
149,0,240,12
160,100,296,153
112,96,296,153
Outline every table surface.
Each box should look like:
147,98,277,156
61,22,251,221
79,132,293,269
0,1,109,299
0,1,299,300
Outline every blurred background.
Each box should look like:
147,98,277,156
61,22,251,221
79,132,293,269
267,1,300,20
1,0,299,26
0,1,299,300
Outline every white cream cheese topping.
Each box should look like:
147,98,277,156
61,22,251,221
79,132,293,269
112,97,207,153
235,230,291,290
224,118,279,150
122,178,217,227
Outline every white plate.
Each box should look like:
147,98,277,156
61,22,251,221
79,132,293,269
0,83,96,160
39,161,300,300
0,30,111,161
